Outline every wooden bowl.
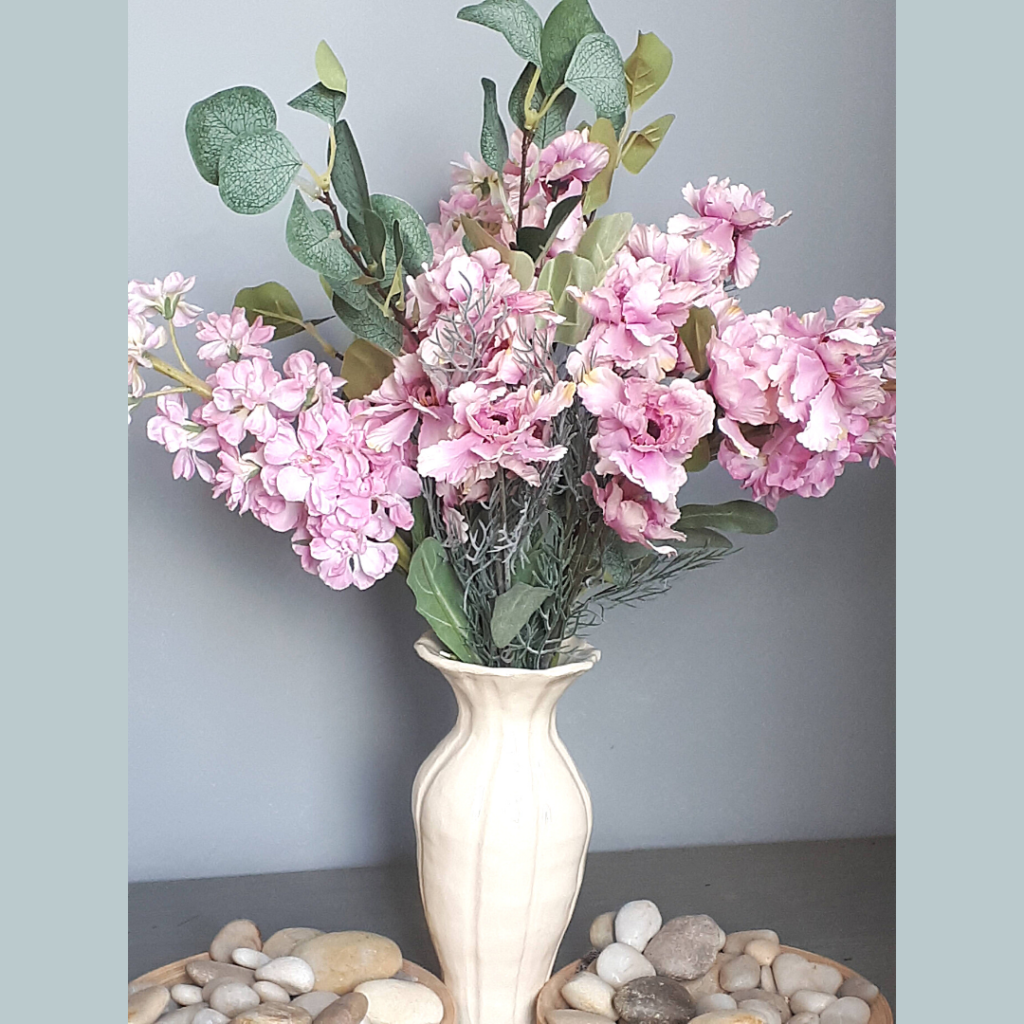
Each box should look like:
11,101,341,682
130,952,456,1024
537,946,892,1024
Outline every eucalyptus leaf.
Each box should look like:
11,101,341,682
411,496,429,549
508,62,539,132
457,0,543,66
623,30,673,110
185,86,277,185
535,86,576,147
676,500,779,535
537,251,596,344
540,0,603,92
601,535,632,586
407,539,479,664
288,82,346,124
341,337,396,399
620,113,675,174
581,116,619,216
506,250,536,289
315,40,348,93
678,305,717,376
285,192,368,309
491,582,553,648
331,291,404,354
515,193,581,261
234,281,304,339
480,78,509,172
575,210,632,278
683,435,710,473
331,120,371,222
564,32,628,122
371,193,434,277
363,208,388,274
217,130,302,215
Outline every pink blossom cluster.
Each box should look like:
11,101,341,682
138,291,421,591
708,297,896,509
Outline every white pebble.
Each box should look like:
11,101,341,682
253,980,292,1003
595,943,657,989
590,912,616,950
723,930,779,955
292,991,341,1014
614,900,662,952
254,956,316,995
738,999,782,1024
759,966,776,993
838,977,878,1002
745,939,780,967
790,1015,821,1024
209,982,260,1017
232,947,271,969
128,985,170,1024
561,972,617,1019
694,993,737,1012
772,953,842,997
719,954,760,992
192,1011,230,1024
820,996,871,1024
791,990,837,1014
170,984,204,1006
159,1008,207,1024
354,978,444,1024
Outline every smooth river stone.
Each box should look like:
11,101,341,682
614,900,663,952
233,1006,314,1024
790,991,836,1014
293,932,403,995
771,955,841,998
549,1013,622,1024
186,961,256,987
253,981,292,1003
737,1001,781,1024
160,1007,207,1024
596,943,657,989
234,948,272,969
171,984,205,1006
723,932,779,956
256,957,317,995
789,1016,820,1024
681,954,731,1001
292,991,340,1015
204,974,257,1002
819,998,870,1024
312,992,370,1024
192,1011,231,1024
689,1013,766,1023
210,919,262,963
719,956,760,993
354,978,444,1024
837,978,878,1003
612,976,696,1024
695,995,737,1013
731,991,789,1022
209,982,261,1017
562,971,618,1018
759,968,776,994
644,916,726,982
263,928,325,960
590,912,617,951
128,985,170,1024
745,941,780,968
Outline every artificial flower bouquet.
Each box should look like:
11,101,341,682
128,0,896,671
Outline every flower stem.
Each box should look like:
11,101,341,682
167,321,195,376
148,355,213,400
390,533,412,574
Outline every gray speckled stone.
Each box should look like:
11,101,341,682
612,975,697,1024
643,916,726,982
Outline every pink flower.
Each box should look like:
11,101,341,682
537,130,610,184
282,350,344,409
706,309,782,427
195,308,276,368
128,314,167,398
578,367,715,503
128,273,203,326
202,356,305,446
300,514,399,591
582,472,685,554
212,447,303,532
146,394,219,483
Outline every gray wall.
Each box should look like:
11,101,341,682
128,0,895,882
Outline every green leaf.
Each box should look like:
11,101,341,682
623,30,673,110
363,208,388,274
288,82,346,125
669,527,733,551
537,251,596,344
315,40,348,93
234,281,304,339
575,210,632,279
411,496,429,549
683,435,710,473
601,534,632,586
185,86,277,186
370,193,434,278
515,193,581,261
535,87,576,147
620,113,675,174
508,62,538,132
341,338,395,399
457,0,543,66
491,582,553,648
459,214,533,287
331,291,404,354
407,539,479,664
540,0,603,93
678,305,716,376
676,500,779,535
285,192,368,309
505,249,536,289
217,130,302,215
331,120,371,222
581,116,618,215
565,32,628,122
480,78,509,172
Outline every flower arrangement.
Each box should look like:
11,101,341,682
129,0,895,670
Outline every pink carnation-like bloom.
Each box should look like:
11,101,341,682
212,447,304,532
202,356,306,446
537,129,610,184
582,472,685,553
579,367,715,503
128,272,203,326
195,307,276,368
146,393,220,483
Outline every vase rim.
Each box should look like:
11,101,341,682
414,631,601,678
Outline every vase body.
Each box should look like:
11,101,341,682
412,632,600,1024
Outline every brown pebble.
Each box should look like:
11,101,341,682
314,991,370,1024
210,918,262,962
186,959,256,987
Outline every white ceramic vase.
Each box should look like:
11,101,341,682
412,632,601,1024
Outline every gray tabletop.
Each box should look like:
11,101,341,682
129,836,895,1014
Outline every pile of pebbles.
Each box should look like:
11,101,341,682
128,919,446,1024
550,900,880,1024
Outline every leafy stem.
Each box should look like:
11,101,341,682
516,127,534,232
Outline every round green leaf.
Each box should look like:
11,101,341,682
315,40,348,93
565,32,628,121
286,192,368,309
341,338,396,399
185,86,277,185
623,31,673,110
457,0,543,66
370,194,434,278
288,82,346,125
234,281,304,339
540,0,603,92
218,130,302,215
